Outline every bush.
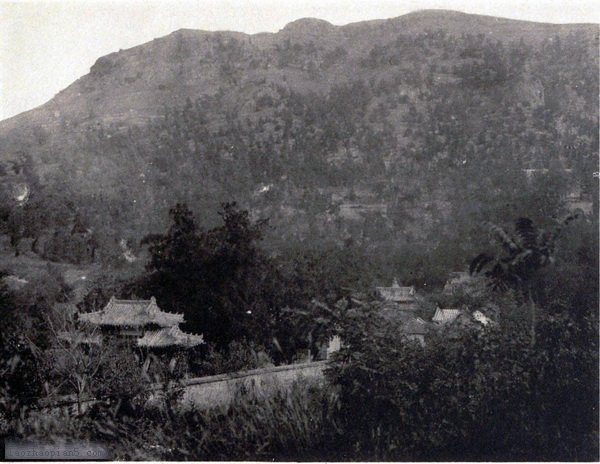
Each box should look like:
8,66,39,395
327,303,598,460
190,340,273,377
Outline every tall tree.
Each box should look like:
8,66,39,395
138,203,277,349
470,216,575,345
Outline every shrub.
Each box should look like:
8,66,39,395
189,340,273,377
327,303,598,460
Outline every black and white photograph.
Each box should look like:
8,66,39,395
0,0,598,460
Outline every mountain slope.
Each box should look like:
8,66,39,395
1,10,596,132
0,10,597,265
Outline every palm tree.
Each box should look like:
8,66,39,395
470,216,576,346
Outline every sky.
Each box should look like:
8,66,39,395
1,0,598,121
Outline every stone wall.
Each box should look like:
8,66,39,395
33,360,331,415
179,360,329,411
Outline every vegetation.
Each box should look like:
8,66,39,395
12,381,341,461
1,213,596,460
470,216,576,345
326,214,598,460
128,202,334,361
134,202,274,348
0,10,597,462
328,305,597,460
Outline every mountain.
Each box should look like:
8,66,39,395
1,10,595,132
0,10,597,266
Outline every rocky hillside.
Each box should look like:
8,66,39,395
0,10,597,264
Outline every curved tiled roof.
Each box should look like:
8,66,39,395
137,326,204,348
79,296,184,328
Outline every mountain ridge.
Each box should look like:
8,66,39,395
0,9,597,131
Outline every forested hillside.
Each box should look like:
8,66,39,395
0,10,597,271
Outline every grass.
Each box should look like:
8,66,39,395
11,380,343,461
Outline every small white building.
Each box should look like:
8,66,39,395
472,310,493,326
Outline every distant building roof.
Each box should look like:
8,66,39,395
432,308,462,324
403,317,428,335
376,279,416,303
137,326,204,348
78,296,184,328
522,168,574,180
339,203,388,220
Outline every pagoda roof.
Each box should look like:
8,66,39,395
78,296,184,328
137,326,204,348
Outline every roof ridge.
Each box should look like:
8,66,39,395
376,285,414,289
112,299,151,303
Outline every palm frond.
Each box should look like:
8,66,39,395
515,217,538,250
483,221,520,254
511,249,534,267
470,253,494,275
487,262,521,291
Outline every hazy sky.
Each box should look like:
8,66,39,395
1,0,598,121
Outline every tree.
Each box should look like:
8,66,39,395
41,305,150,415
328,222,598,460
41,307,108,412
138,203,278,350
328,298,598,460
0,273,48,416
469,216,575,345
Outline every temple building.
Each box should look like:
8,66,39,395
78,296,203,349
376,278,418,311
79,296,183,336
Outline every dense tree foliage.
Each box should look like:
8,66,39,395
328,308,598,460
0,266,69,411
327,216,598,460
133,203,327,360
470,216,578,344
134,203,272,348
